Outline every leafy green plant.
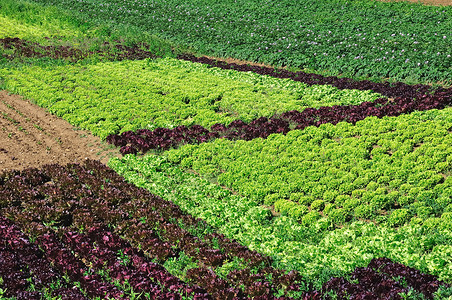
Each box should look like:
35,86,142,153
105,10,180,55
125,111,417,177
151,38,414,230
388,209,410,227
310,200,325,211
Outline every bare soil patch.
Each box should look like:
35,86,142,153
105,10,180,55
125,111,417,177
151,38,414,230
0,37,158,62
0,90,120,172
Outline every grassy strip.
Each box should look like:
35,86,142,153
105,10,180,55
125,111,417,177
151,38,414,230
0,0,176,56
0,14,78,41
0,1,89,44
0,58,382,139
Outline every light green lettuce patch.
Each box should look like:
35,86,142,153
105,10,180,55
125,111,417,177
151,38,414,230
109,149,452,288
0,58,382,138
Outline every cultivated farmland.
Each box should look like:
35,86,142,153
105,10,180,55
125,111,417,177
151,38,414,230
0,0,451,299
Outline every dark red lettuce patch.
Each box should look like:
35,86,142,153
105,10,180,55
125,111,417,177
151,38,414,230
368,257,446,299
301,257,449,300
0,216,88,299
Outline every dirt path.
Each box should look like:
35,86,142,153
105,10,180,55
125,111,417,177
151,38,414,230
0,90,120,172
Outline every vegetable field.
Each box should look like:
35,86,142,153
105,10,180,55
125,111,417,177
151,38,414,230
0,0,451,299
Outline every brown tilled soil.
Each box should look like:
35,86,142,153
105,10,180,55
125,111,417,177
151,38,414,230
0,90,120,172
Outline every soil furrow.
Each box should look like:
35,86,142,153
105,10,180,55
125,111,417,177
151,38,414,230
0,91,120,171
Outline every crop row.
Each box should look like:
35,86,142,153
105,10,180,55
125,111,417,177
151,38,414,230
1,211,202,299
2,160,450,298
3,3,450,97
179,54,450,100
0,160,320,298
311,257,448,300
106,84,451,154
28,0,452,83
1,37,87,62
0,215,88,299
0,58,381,139
104,50,450,155
4,214,448,300
165,107,452,229
109,153,452,291
1,1,451,299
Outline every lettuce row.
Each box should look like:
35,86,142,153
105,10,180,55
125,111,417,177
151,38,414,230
164,108,452,228
0,160,309,298
0,58,382,139
109,153,452,288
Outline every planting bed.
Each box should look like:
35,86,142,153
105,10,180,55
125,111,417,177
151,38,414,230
0,58,382,139
1,160,450,299
1,0,451,299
